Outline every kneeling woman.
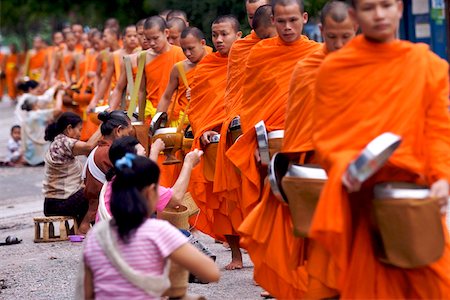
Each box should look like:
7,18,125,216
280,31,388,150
82,155,220,299
43,112,101,231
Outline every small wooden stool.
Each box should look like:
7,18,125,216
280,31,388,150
33,216,78,243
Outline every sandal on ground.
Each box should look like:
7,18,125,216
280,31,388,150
0,236,22,246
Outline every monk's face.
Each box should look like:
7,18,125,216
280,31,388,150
53,32,64,46
246,0,268,28
103,29,118,47
33,38,44,50
72,24,83,42
137,25,150,50
93,36,106,51
351,0,403,43
180,34,207,63
65,33,77,50
273,3,308,43
144,26,170,54
321,16,357,52
123,27,139,50
81,33,91,50
168,27,182,46
211,22,242,56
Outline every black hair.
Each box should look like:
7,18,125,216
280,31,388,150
20,95,37,112
320,1,350,25
166,9,188,22
106,136,140,181
17,80,39,93
271,0,305,13
180,27,205,40
11,125,21,133
111,155,160,242
122,25,136,37
44,112,82,142
97,110,130,136
252,4,273,30
144,16,168,31
212,15,241,33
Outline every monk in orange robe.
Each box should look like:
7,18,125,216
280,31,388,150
51,31,77,85
310,0,450,297
22,36,46,82
42,32,64,87
109,20,151,111
90,30,108,102
4,43,22,101
156,27,208,127
167,17,186,47
238,2,357,298
227,0,320,219
140,16,186,124
0,52,5,99
186,15,243,269
211,1,273,272
88,27,123,111
72,24,84,54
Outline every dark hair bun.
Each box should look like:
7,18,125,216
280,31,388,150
97,111,110,122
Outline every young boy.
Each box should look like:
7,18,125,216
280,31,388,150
7,125,23,165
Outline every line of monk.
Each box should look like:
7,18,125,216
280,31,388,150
6,1,449,298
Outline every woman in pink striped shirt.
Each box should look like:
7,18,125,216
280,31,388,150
82,155,219,299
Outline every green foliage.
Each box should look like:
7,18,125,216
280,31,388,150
0,0,327,48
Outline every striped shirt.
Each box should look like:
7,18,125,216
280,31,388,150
83,219,188,300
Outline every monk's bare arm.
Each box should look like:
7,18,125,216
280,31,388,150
89,53,114,109
156,65,180,113
109,59,127,110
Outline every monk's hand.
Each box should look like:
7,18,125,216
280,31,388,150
254,147,261,163
184,149,204,168
186,88,191,101
87,99,97,113
342,169,361,193
430,179,449,215
201,131,218,146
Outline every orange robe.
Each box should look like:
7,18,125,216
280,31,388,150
227,36,321,217
5,53,20,99
144,45,185,121
186,52,229,238
0,53,5,97
238,46,339,299
312,36,450,298
27,49,46,81
211,31,261,239
168,64,195,122
57,52,74,83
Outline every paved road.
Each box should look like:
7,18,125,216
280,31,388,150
0,97,263,300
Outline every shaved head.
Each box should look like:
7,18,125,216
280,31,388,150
144,16,167,32
212,15,241,33
246,0,271,27
320,0,351,25
167,10,188,24
167,17,186,31
181,27,205,40
105,18,120,31
136,18,146,28
253,4,277,39
159,9,172,20
271,0,304,13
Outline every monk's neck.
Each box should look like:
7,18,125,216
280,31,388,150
124,47,135,55
110,42,120,52
363,34,397,44
156,42,172,55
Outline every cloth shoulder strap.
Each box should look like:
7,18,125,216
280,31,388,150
124,55,134,97
82,146,106,184
94,220,171,297
24,51,31,77
114,52,121,82
176,61,189,89
97,182,111,221
127,51,146,119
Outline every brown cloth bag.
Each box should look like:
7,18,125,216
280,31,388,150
373,194,445,268
281,176,326,237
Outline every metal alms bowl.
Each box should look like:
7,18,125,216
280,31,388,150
255,120,270,165
268,152,291,203
149,112,168,137
374,182,430,200
348,132,402,183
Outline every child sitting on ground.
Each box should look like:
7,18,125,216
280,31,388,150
6,125,23,165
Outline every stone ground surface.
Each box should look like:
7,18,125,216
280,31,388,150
0,97,265,300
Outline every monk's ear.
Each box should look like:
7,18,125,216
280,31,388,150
200,39,206,46
319,23,324,36
302,12,308,24
236,31,243,39
164,28,170,39
396,0,404,18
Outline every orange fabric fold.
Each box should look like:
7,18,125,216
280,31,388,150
186,52,230,238
5,54,20,99
312,36,450,297
28,49,46,80
239,45,340,299
227,36,321,216
169,66,195,121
